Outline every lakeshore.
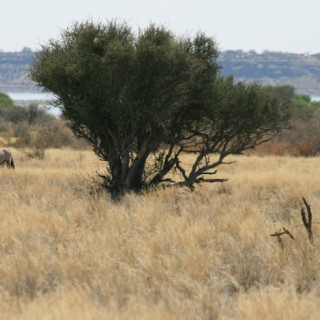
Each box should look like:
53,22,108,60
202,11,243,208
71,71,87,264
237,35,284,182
6,92,60,116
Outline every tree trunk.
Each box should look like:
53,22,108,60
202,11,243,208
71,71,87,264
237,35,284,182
129,152,148,191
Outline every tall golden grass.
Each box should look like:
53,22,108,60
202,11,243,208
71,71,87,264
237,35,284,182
1,149,320,319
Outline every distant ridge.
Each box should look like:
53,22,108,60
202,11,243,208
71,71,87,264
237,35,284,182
1,49,320,95
0,50,37,92
218,50,320,96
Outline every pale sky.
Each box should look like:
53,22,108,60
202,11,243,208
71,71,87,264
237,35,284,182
1,0,319,53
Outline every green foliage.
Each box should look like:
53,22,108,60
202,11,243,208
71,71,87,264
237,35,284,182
290,93,320,119
293,94,311,107
30,21,290,195
0,92,14,114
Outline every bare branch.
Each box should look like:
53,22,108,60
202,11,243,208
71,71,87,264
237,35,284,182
301,197,313,244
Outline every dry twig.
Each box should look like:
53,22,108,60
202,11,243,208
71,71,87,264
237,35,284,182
271,197,314,246
301,197,313,244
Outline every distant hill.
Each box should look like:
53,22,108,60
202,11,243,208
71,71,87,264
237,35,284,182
0,49,37,92
218,50,320,96
1,49,320,95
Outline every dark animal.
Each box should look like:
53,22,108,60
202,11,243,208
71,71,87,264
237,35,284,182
0,148,15,168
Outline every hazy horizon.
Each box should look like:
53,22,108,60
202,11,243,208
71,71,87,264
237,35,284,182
1,47,319,55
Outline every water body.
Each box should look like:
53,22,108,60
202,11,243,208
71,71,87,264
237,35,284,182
6,92,60,116
7,92,55,101
8,92,320,101
6,92,320,116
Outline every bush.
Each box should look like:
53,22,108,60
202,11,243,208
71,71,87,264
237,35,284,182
251,94,320,157
30,20,290,195
0,92,14,115
0,103,89,152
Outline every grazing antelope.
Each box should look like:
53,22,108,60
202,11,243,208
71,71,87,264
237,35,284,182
0,148,15,169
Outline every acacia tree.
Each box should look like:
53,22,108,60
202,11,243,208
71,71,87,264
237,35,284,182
30,21,290,195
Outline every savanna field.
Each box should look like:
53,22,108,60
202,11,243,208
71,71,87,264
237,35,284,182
1,149,320,319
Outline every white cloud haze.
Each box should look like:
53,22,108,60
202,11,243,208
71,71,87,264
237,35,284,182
1,0,319,53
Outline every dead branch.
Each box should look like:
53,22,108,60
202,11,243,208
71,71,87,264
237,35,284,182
270,227,295,240
301,197,313,244
271,197,315,247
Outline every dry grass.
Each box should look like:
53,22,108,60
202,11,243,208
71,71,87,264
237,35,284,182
1,149,320,319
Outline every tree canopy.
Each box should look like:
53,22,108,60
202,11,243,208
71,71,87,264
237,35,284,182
0,91,14,115
30,21,290,196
